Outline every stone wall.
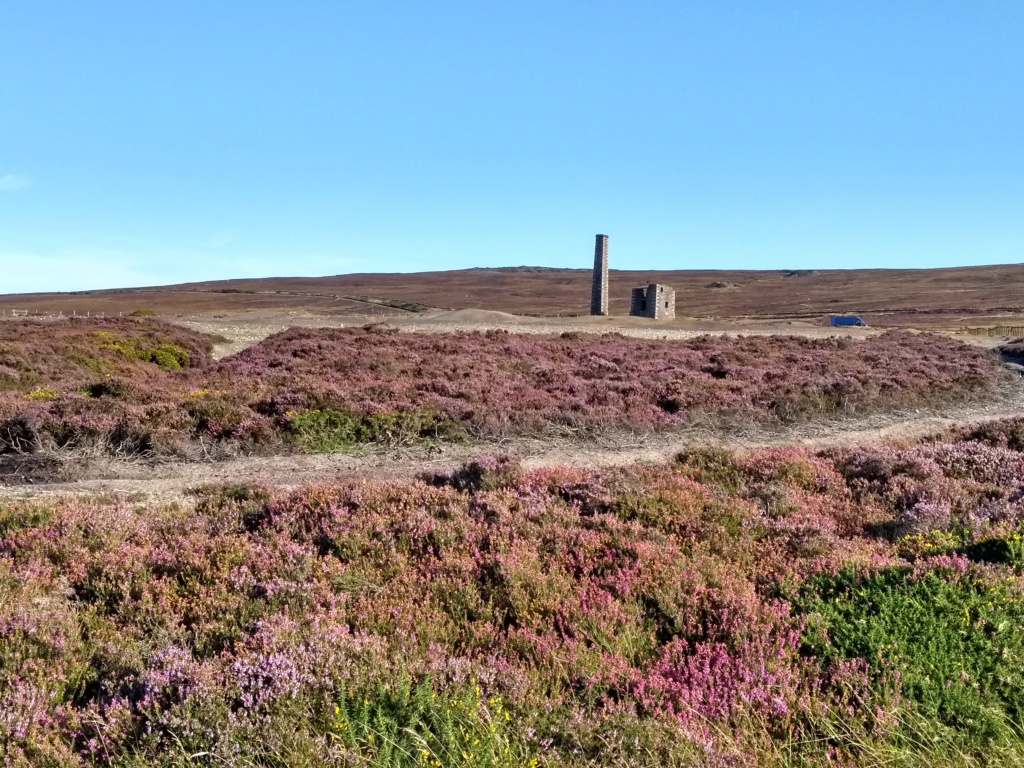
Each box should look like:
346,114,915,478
630,287,646,316
652,284,676,320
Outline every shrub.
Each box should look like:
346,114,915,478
98,338,191,370
5,439,1024,763
426,454,523,492
960,532,1024,567
149,343,190,370
951,417,1024,452
0,417,37,453
82,378,133,399
0,321,1010,459
288,407,464,451
675,447,745,492
187,396,247,438
796,564,1024,745
24,386,58,401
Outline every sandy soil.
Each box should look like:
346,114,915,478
176,308,888,359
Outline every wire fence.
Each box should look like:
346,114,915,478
1,309,124,318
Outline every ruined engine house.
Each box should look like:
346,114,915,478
589,234,676,320
629,283,676,320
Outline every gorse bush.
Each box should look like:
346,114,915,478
96,336,191,371
961,532,1024,567
5,436,1024,764
149,344,191,370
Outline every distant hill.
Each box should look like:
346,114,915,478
4,264,1024,327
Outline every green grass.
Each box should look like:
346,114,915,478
795,563,1024,751
329,675,528,768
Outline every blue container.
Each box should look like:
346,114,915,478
829,315,868,327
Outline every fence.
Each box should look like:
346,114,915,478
1,310,114,318
960,325,1024,338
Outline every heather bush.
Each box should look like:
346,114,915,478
425,453,523,492
0,319,215,457
947,416,1024,452
0,321,1011,461
0,317,211,391
675,447,745,492
6,429,1024,763
219,327,999,435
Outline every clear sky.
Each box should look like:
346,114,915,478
2,2,1023,293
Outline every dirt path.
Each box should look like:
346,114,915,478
175,310,889,360
3,383,1022,503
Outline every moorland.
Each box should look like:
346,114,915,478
5,262,1024,329
3,284,1024,766
0,317,1009,480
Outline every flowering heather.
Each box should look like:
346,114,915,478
4,431,1024,765
0,317,213,389
0,321,1008,458
217,326,1001,430
0,318,214,456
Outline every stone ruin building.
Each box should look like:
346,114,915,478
589,233,676,319
630,283,676,320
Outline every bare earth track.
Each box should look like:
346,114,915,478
5,380,1023,503
175,308,881,359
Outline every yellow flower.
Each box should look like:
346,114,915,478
25,386,59,401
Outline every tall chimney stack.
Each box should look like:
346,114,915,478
590,234,609,316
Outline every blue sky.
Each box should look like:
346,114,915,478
2,2,1023,293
